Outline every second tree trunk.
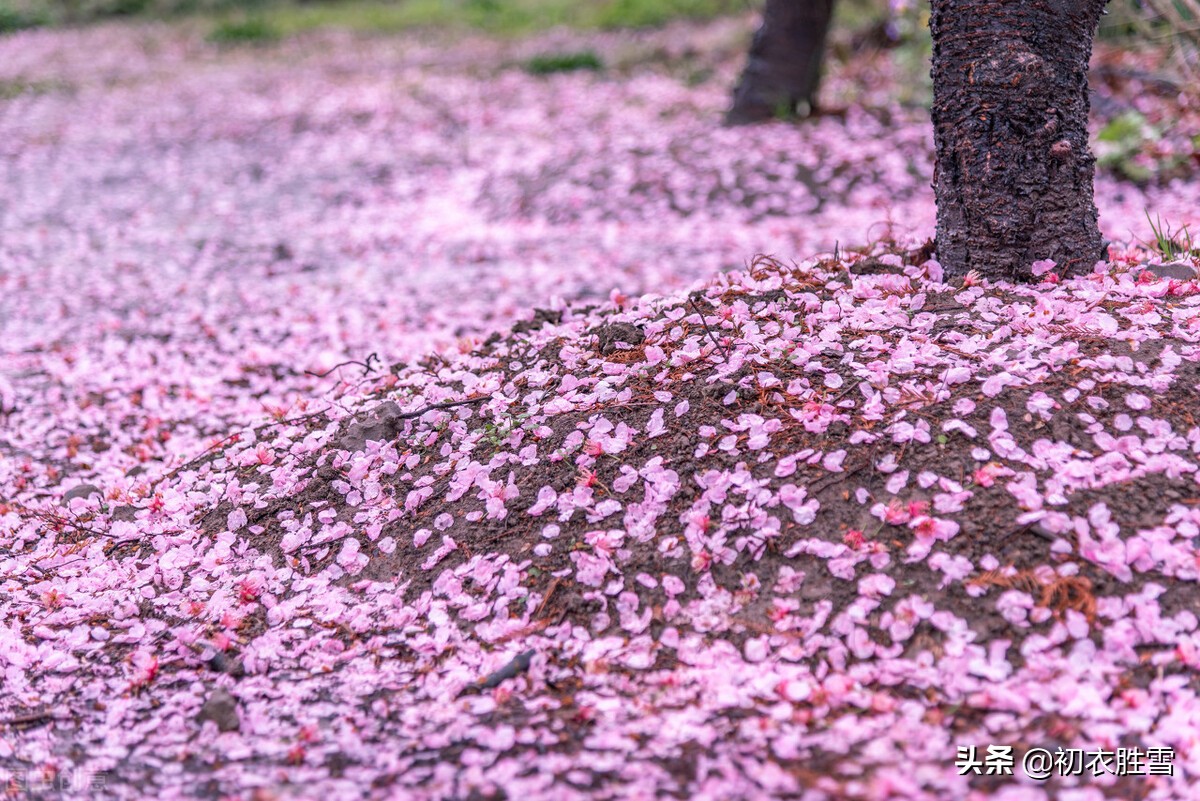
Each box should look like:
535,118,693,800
727,0,836,125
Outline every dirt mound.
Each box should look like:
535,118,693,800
10,249,1199,798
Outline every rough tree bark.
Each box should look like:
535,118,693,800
726,0,837,125
929,0,1109,281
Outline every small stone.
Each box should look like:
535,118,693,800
478,650,535,689
513,308,563,334
196,687,240,732
1142,261,1197,280
110,505,138,522
62,484,102,505
590,322,644,355
206,651,246,678
701,381,734,400
336,400,405,452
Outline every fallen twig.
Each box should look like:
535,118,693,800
305,352,381,379
829,377,863,405
397,395,488,420
148,407,333,492
0,708,59,729
532,577,562,620
688,298,730,361
458,650,536,697
495,618,551,645
478,650,535,689
809,461,868,493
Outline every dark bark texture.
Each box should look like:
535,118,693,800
726,0,836,125
930,0,1108,281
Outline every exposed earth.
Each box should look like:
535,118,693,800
2,13,1200,801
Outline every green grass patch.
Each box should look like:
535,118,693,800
1096,111,1157,183
101,0,155,15
208,15,280,44
264,0,748,37
0,0,759,48
244,0,464,35
525,50,604,75
831,0,881,31
0,3,46,32
1143,211,1197,261
588,0,747,29
10,0,747,37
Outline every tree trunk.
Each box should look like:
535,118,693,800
929,0,1109,282
726,0,836,125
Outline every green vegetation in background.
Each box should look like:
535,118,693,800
888,5,932,108
1097,0,1194,40
830,0,881,31
1097,111,1159,183
829,0,932,109
588,0,743,29
0,0,752,34
525,50,604,75
253,0,582,36
1094,111,1198,185
208,13,279,43
6,0,1196,53
1100,0,1149,39
0,2,47,31
246,0,752,37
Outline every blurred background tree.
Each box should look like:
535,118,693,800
725,0,835,124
